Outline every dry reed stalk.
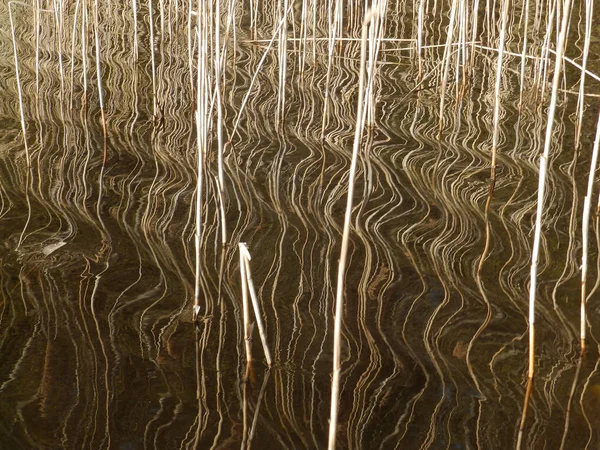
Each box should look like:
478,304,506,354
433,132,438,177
214,0,227,245
92,0,107,146
320,0,342,139
8,1,36,249
528,0,573,379
490,0,510,184
51,0,66,114
328,8,378,450
437,0,459,137
132,0,138,58
516,377,534,449
148,0,158,121
68,0,82,109
416,0,424,79
231,5,292,138
580,109,600,353
240,243,272,367
215,175,227,246
456,0,467,95
193,0,210,321
81,0,88,106
534,1,556,98
574,0,593,149
276,0,288,125
34,0,40,97
364,0,387,128
518,0,531,108
8,1,32,168
239,243,253,363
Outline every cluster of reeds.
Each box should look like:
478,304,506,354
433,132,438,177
6,0,600,446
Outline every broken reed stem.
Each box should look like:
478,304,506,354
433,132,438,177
328,7,378,450
528,0,573,378
239,243,253,363
581,109,600,353
240,243,272,367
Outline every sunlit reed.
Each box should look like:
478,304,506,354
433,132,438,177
329,8,379,449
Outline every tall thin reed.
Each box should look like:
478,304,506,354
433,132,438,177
93,0,107,145
528,0,573,378
490,0,510,184
580,109,600,353
214,0,227,245
574,0,593,149
328,8,378,450
8,1,31,168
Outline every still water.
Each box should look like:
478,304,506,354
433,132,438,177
1,0,600,448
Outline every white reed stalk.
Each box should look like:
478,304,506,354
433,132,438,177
518,0,531,107
490,0,510,183
469,0,481,67
52,0,65,112
328,8,378,450
528,0,573,378
438,0,459,137
148,0,158,121
214,0,227,245
417,0,424,79
231,4,292,138
68,0,81,109
132,0,138,58
580,109,600,353
276,0,288,125
92,0,107,143
240,244,272,367
193,0,209,319
214,176,227,248
239,243,253,363
35,0,40,97
81,0,88,105
320,0,342,138
575,0,593,149
8,2,31,168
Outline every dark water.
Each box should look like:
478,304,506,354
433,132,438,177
2,0,600,448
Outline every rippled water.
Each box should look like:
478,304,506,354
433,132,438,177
2,0,600,448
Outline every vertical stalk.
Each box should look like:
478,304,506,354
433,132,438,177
328,8,378,450
575,0,593,149
580,109,600,353
490,0,510,184
528,0,573,378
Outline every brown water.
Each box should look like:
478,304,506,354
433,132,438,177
1,1,600,449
